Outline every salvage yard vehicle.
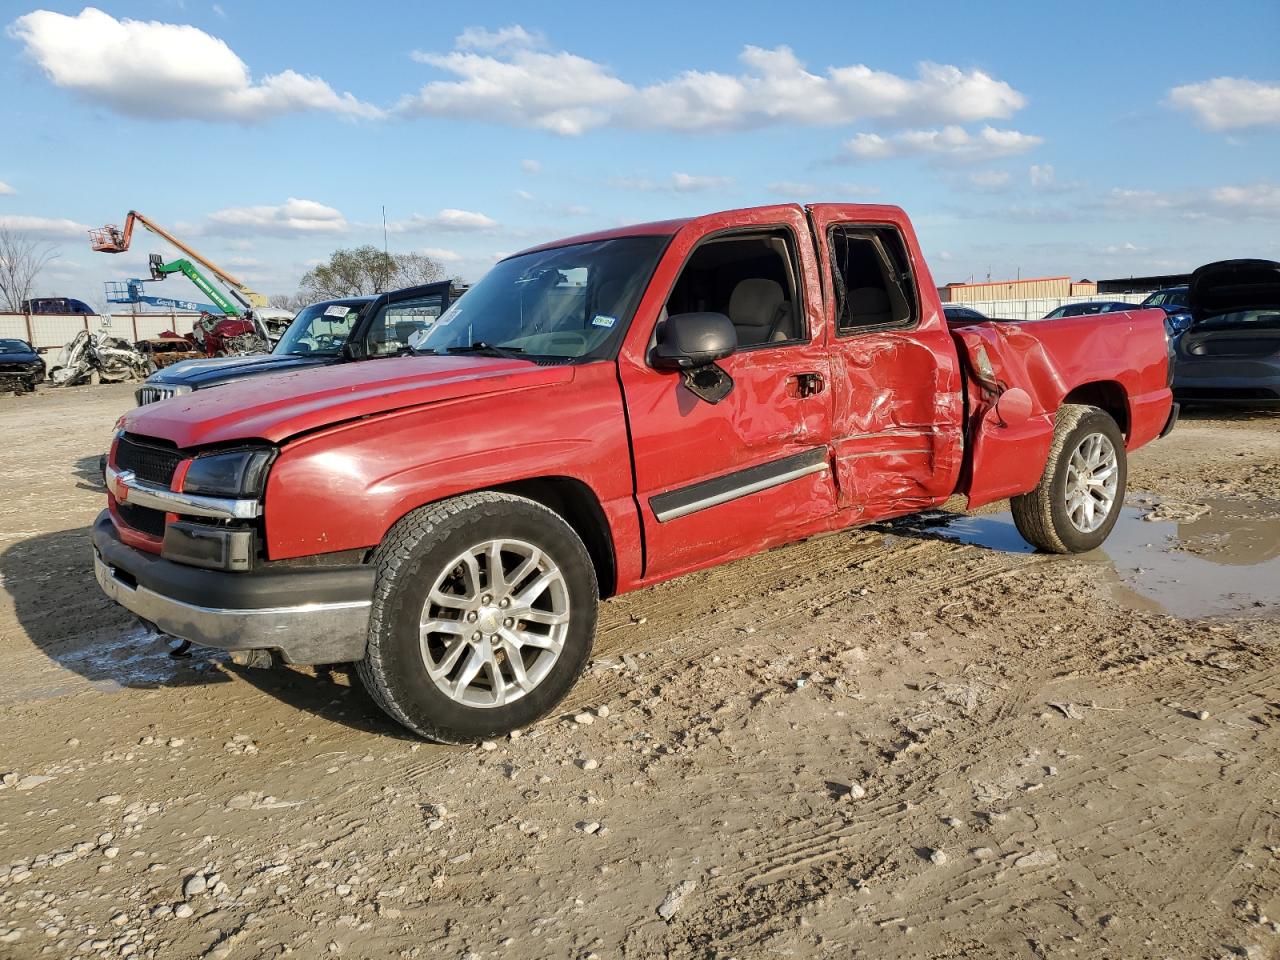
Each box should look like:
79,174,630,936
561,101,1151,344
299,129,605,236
1042,300,1138,319
93,203,1176,742
48,330,150,386
1172,258,1280,407
0,338,46,393
133,281,464,405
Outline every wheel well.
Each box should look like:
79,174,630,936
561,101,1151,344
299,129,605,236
494,477,618,598
1062,381,1129,437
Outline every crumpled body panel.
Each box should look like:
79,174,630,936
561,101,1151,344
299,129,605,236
953,309,1173,508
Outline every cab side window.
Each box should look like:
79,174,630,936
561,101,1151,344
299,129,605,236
366,293,444,356
829,226,917,335
666,230,805,348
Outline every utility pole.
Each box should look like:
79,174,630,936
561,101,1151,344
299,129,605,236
382,206,388,256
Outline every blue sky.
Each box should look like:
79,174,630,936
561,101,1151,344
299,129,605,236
2,0,1278,306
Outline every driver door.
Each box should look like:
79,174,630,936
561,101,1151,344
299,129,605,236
617,207,838,581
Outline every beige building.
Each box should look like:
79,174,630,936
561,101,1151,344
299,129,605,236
938,276,1078,303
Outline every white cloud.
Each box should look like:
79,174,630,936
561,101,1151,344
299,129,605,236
844,125,1041,163
420,246,462,263
1099,182,1280,221
1169,77,1280,131
520,158,541,174
207,198,347,235
612,173,733,193
1029,164,1055,188
670,172,732,193
455,25,541,52
387,209,498,233
401,30,1028,136
9,7,382,122
515,189,535,201
0,181,14,196
966,170,1012,192
0,214,90,238
1206,182,1280,217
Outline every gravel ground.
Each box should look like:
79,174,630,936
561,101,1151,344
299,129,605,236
1,384,1278,960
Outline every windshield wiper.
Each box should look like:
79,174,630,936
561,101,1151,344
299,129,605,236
441,342,528,361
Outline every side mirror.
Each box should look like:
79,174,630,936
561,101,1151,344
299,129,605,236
340,339,366,361
650,312,737,370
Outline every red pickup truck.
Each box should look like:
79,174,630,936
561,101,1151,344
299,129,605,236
94,204,1176,741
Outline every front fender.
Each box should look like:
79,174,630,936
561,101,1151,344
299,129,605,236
261,363,635,562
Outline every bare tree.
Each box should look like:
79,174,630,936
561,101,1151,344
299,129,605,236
393,251,446,287
299,246,448,301
0,227,58,312
269,292,309,312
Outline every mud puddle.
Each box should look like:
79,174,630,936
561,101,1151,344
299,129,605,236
887,495,1280,619
0,628,229,706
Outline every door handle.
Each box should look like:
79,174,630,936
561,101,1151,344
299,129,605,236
788,372,825,398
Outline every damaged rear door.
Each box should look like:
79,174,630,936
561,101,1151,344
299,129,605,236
806,204,965,519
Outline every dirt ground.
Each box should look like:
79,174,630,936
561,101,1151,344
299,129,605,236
1,383,1278,960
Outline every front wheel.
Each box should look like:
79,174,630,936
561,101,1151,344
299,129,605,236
1011,403,1127,553
357,492,598,742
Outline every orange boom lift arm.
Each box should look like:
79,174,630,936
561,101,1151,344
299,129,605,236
89,211,268,309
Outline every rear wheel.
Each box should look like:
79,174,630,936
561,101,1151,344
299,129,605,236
1011,404,1127,553
357,492,598,742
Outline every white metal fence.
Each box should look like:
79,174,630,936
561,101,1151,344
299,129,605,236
4,292,1155,353
0,312,201,350
955,293,1148,322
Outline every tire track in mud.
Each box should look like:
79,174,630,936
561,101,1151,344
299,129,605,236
397,530,1043,785
666,659,1280,957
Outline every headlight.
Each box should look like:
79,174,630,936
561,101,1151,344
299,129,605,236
183,448,275,498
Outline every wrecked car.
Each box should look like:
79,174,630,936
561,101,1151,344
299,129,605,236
133,282,463,405
49,330,150,386
93,203,1176,742
135,335,201,370
0,338,45,393
1172,259,1280,407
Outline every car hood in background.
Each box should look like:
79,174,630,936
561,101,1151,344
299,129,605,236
152,352,332,386
1189,259,1280,323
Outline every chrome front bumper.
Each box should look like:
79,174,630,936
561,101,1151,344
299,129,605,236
93,512,373,664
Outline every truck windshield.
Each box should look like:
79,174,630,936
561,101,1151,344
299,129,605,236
415,236,668,361
274,302,364,356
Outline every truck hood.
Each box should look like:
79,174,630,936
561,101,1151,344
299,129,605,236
1189,259,1280,322
124,354,574,448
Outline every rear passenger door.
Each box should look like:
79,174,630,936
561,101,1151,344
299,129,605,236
807,205,965,519
617,207,838,580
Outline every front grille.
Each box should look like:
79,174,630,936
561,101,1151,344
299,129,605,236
115,502,167,539
116,433,183,486
137,385,179,405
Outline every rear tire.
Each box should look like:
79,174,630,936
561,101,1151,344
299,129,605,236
1011,404,1126,554
357,492,598,743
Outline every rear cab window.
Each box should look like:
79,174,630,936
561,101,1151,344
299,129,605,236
827,226,918,335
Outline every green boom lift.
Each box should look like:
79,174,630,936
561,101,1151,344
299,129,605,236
148,254,242,316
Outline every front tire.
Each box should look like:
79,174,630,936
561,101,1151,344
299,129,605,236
1011,404,1127,554
357,492,598,742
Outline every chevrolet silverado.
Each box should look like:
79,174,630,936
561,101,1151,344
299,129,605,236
93,204,1177,741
